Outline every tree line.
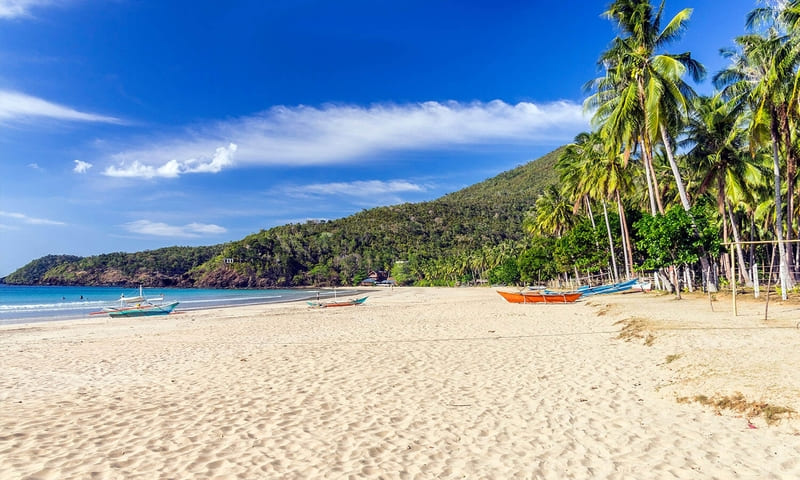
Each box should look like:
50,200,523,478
517,0,800,297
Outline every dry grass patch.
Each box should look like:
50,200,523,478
664,353,682,364
587,302,611,316
615,317,655,346
677,392,795,425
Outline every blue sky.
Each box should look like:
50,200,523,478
0,0,759,276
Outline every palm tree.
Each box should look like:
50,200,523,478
683,94,764,285
559,132,601,229
715,26,799,294
585,45,663,215
597,0,705,210
557,131,636,281
594,0,716,290
523,185,576,239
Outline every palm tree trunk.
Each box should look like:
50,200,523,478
671,265,681,299
659,124,717,292
585,196,597,229
641,133,665,214
586,196,602,251
778,107,796,280
616,191,633,279
660,125,691,209
639,139,659,215
635,76,665,215
726,201,752,286
770,116,792,298
602,199,620,283
720,194,732,284
617,197,631,279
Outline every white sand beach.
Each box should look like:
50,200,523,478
1,287,799,479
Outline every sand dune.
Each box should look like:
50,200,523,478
1,287,798,479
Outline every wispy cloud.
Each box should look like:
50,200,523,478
105,100,588,178
0,0,53,18
122,220,227,238
0,89,121,124
285,179,425,198
73,159,92,173
0,210,66,225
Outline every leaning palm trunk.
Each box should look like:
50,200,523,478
585,196,597,230
639,138,659,215
726,202,752,286
617,199,631,279
602,199,620,283
640,130,665,214
660,125,717,292
616,191,634,279
585,196,602,250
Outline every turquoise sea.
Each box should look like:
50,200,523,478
0,284,360,325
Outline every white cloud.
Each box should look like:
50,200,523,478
73,159,92,173
122,220,227,238
105,143,237,178
0,210,65,225
0,0,51,18
28,162,42,170
0,89,121,124
105,100,588,177
287,179,425,198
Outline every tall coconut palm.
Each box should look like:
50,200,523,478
585,44,663,215
586,147,637,280
682,94,764,285
597,0,705,210
557,131,636,281
715,28,799,294
559,132,602,228
595,0,715,289
747,1,800,282
523,185,576,239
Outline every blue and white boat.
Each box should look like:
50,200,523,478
576,278,639,296
92,286,179,317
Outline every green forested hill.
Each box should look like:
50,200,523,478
3,148,562,287
3,246,225,286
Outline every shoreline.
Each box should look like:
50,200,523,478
2,287,799,478
0,286,371,327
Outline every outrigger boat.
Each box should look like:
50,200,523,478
91,286,179,317
576,278,639,296
308,296,368,308
497,290,582,304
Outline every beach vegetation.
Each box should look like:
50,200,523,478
664,353,682,364
678,392,795,425
488,257,520,285
615,317,654,344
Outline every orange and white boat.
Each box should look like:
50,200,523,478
497,290,582,304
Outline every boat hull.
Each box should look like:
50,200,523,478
497,291,581,304
106,302,179,317
308,296,368,308
577,278,639,296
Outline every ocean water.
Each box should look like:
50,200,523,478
0,284,360,325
